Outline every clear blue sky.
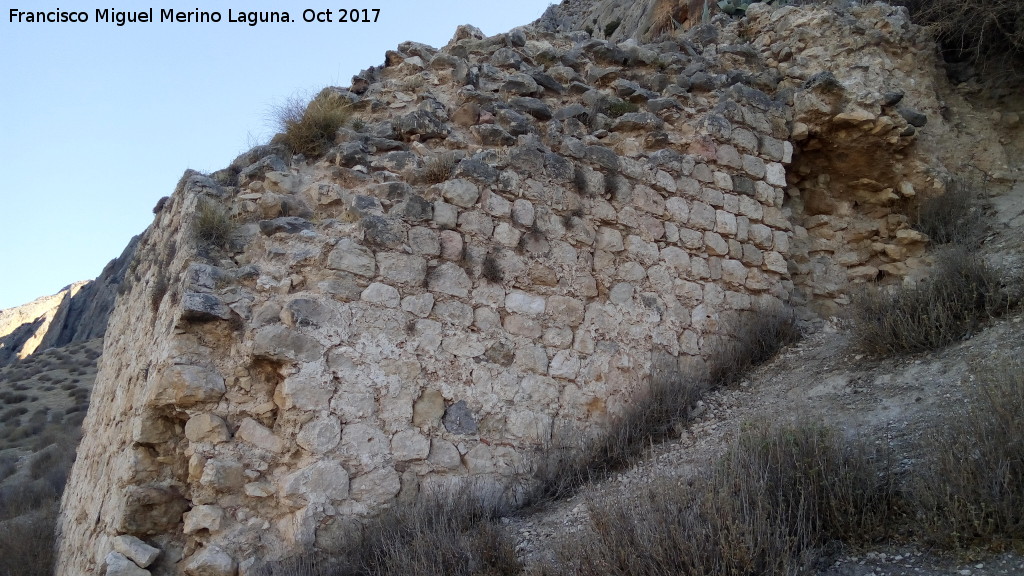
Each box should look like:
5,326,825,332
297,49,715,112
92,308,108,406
0,1,554,310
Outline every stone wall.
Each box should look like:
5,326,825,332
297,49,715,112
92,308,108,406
58,3,972,575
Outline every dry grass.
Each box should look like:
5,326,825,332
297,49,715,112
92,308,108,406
910,358,1024,551
899,0,1024,83
543,421,898,576
0,502,58,576
252,488,520,576
851,250,1010,356
424,153,457,185
912,180,985,247
274,89,353,157
191,199,236,251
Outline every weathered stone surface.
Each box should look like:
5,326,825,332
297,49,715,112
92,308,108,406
327,238,376,277
184,413,230,444
184,545,235,576
391,430,430,461
183,505,225,534
111,535,160,569
280,461,350,504
236,418,285,454
296,415,342,454
443,400,478,435
149,365,225,407
181,293,233,322
253,326,325,363
428,262,471,297
104,552,150,576
413,390,445,428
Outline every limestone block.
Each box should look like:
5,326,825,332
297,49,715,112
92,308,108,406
549,350,581,380
150,365,225,407
184,414,230,444
181,293,233,322
665,197,689,224
183,505,225,534
713,171,733,191
610,282,634,304
433,201,458,229
749,224,774,249
185,546,235,576
703,187,725,207
625,235,660,265
689,201,716,230
361,283,401,308
279,370,335,411
236,418,285,454
716,144,741,168
507,411,553,444
721,260,749,286
738,195,764,220
434,301,474,327
392,430,430,461
253,326,325,363
409,226,441,256
595,227,624,252
512,199,535,226
439,230,464,261
474,307,501,330
704,232,729,256
458,210,494,237
349,467,402,508
678,227,703,250
442,333,485,357
377,253,427,285
715,211,738,236
340,423,391,472
244,482,274,497
464,444,494,474
327,238,376,277
280,461,350,505
436,179,480,207
543,326,574,349
745,268,773,291
765,162,787,187
493,222,522,247
742,154,767,179
413,390,445,427
504,314,542,338
428,438,462,469
401,293,434,318
297,415,342,454
764,251,788,274
617,262,646,282
428,262,471,297
546,295,585,327
111,535,160,568
104,552,150,576
505,290,546,316
742,243,764,266
481,190,512,217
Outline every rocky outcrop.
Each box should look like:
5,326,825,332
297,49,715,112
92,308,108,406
0,238,136,366
57,2,1005,575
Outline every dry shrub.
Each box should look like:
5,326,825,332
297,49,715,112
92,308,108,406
0,502,58,576
912,179,985,247
852,250,1009,356
424,153,457,184
253,488,520,576
481,252,503,283
899,0,1024,83
911,359,1024,550
274,88,353,157
545,422,898,576
192,199,236,251
526,308,798,504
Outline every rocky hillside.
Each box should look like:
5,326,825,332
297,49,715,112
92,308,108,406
0,238,136,366
54,1,1022,575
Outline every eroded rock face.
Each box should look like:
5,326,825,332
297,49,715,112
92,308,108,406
58,2,1002,574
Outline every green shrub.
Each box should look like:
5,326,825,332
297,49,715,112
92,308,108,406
275,88,353,157
851,250,1010,356
605,100,639,118
911,359,1024,550
544,422,897,576
603,19,621,37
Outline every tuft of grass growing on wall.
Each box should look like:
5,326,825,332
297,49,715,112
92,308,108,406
543,421,898,576
851,250,1010,356
191,199,236,252
910,358,1024,551
274,88,353,158
424,153,457,184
